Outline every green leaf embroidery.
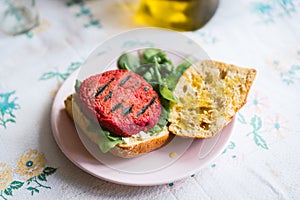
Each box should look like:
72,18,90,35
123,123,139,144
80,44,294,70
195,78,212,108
253,134,269,149
59,73,70,81
0,91,20,128
39,72,57,80
237,112,247,124
68,62,82,72
26,177,34,185
90,19,100,26
37,173,47,181
25,175,52,196
4,188,12,196
40,61,82,83
25,31,33,39
0,167,56,198
280,64,300,85
250,115,262,131
66,1,101,28
43,167,57,176
10,181,24,189
27,187,39,196
222,141,236,154
6,118,16,123
0,191,6,200
247,115,269,150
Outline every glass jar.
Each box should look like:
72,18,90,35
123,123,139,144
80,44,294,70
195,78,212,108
0,0,38,35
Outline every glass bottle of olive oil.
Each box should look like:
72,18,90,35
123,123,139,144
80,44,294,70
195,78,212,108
135,0,219,31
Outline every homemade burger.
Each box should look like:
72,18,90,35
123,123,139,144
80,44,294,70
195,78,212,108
65,69,169,158
64,48,257,158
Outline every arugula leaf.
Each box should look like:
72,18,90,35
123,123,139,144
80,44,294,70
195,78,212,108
166,59,192,91
75,79,82,92
147,104,170,135
153,58,163,83
117,48,191,103
141,48,174,73
118,53,140,72
142,48,163,62
159,85,178,103
176,59,192,74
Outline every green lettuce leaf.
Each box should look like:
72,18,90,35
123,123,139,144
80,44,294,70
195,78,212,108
75,79,82,93
159,84,178,103
147,102,170,135
98,130,123,153
165,59,192,91
117,53,140,72
87,124,123,153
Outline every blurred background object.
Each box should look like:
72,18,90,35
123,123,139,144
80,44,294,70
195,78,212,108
87,0,219,33
0,0,38,35
135,0,219,31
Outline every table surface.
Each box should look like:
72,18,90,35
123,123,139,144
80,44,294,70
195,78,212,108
1,0,300,199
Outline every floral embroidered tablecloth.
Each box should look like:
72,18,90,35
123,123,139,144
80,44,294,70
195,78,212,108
1,0,300,199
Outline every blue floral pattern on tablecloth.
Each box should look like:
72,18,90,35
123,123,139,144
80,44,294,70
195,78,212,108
0,91,19,129
251,0,300,23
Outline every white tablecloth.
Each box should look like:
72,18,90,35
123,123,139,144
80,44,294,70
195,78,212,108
1,0,300,199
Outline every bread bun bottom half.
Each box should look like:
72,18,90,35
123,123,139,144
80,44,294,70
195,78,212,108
64,94,170,158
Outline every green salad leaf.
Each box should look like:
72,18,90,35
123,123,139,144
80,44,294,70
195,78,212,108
87,124,123,153
159,84,178,103
98,130,123,153
118,53,140,72
166,59,192,91
75,79,82,93
147,103,170,135
117,48,189,103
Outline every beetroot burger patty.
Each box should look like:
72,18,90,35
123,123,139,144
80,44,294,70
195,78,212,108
77,69,162,137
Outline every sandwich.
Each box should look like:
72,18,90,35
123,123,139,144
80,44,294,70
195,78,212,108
64,48,256,158
65,69,170,158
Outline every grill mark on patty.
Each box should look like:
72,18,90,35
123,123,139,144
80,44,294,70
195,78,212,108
122,104,134,116
119,75,132,86
110,103,122,112
92,78,114,98
134,81,140,87
136,96,157,117
143,86,149,92
104,90,113,101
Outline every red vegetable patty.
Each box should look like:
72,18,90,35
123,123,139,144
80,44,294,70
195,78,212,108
77,70,162,137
